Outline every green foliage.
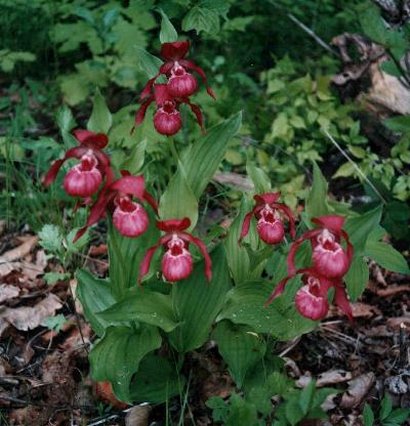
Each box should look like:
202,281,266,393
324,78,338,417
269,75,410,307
363,394,410,426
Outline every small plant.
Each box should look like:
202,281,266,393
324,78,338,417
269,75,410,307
363,394,410,426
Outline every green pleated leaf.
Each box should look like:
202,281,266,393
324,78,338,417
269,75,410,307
216,280,317,340
159,170,198,229
345,206,382,254
246,162,270,194
98,287,179,332
159,9,178,43
305,161,329,219
76,269,116,336
345,256,369,301
213,320,266,388
90,325,161,403
130,354,184,403
169,245,232,352
108,218,160,298
180,112,242,198
87,89,112,134
365,241,410,274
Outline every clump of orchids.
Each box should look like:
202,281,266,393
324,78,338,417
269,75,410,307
44,40,355,323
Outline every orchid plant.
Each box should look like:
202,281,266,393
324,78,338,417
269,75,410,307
43,16,409,416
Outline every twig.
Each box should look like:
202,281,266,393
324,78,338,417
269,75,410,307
323,129,388,205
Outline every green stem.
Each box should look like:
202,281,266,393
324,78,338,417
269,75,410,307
168,136,180,167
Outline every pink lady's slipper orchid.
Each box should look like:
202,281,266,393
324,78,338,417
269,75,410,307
239,192,296,245
287,215,353,278
73,173,158,242
139,218,212,283
135,84,204,135
43,130,112,199
140,41,215,101
265,268,353,321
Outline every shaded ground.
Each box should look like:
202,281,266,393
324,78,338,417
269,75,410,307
0,227,409,425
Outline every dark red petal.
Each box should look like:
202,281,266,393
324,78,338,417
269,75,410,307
180,232,212,282
140,74,160,101
135,96,154,125
138,235,171,283
73,129,109,149
73,190,114,242
157,218,191,232
238,211,254,243
333,282,353,321
179,59,216,99
42,146,88,186
265,276,292,306
312,215,345,235
110,175,146,199
287,229,321,276
154,84,173,105
254,192,281,205
160,41,190,61
272,202,296,239
94,150,111,169
159,61,174,75
143,190,158,214
181,98,205,132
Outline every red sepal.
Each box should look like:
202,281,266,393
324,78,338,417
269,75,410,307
181,98,205,132
180,232,212,282
72,129,109,149
160,41,190,61
157,218,191,233
311,215,345,235
138,235,172,283
238,211,254,243
254,192,281,205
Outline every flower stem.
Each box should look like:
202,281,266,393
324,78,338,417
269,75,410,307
168,136,180,167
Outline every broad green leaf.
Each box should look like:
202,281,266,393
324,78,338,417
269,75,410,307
226,394,258,426
246,162,270,193
60,73,90,105
159,9,178,43
359,4,388,45
135,47,162,78
130,354,184,403
182,6,220,34
305,161,329,219
384,408,410,424
365,241,409,274
90,326,161,402
98,287,179,332
169,246,232,352
217,280,317,340
384,116,410,133
345,257,369,301
299,380,315,414
345,207,382,254
213,321,266,388
108,218,160,298
56,105,76,146
159,171,198,228
285,395,305,426
76,269,116,336
120,138,147,174
87,89,112,134
363,404,375,426
180,112,242,198
380,394,393,421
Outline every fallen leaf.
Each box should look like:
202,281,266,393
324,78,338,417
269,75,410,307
125,404,151,426
340,372,375,408
351,302,382,318
0,293,62,336
317,369,353,387
376,285,410,297
94,381,128,409
0,284,20,303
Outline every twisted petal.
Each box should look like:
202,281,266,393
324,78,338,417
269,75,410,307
135,96,154,125
253,192,281,205
140,74,160,100
180,232,212,282
181,98,204,132
287,229,321,276
72,129,109,149
272,202,296,239
311,215,345,235
110,175,146,200
138,235,171,283
333,281,353,321
238,211,254,243
179,59,216,99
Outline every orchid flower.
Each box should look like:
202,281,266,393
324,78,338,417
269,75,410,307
265,267,353,321
139,218,212,283
239,192,296,245
74,173,157,242
287,215,353,278
135,84,204,135
43,130,112,199
140,41,215,101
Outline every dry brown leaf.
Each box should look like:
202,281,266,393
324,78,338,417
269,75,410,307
351,302,382,318
213,172,254,191
317,369,353,387
340,372,375,408
376,285,410,297
0,284,20,303
0,235,39,277
387,316,410,330
0,293,62,336
125,404,151,426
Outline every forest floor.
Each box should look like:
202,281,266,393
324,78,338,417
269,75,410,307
0,225,409,426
